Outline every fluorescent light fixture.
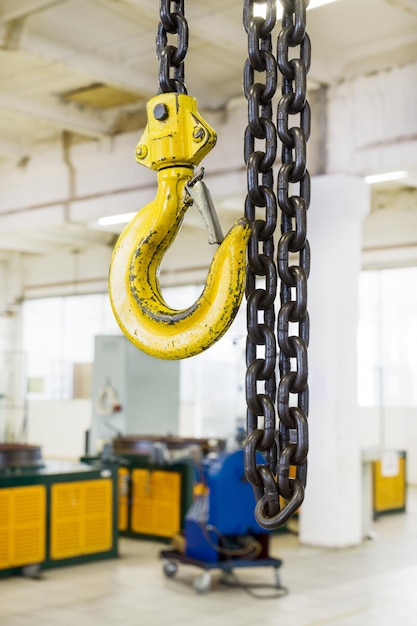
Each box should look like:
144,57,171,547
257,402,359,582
253,0,338,18
306,0,339,8
364,171,408,185
97,211,136,226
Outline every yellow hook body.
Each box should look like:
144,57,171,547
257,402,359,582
108,93,251,360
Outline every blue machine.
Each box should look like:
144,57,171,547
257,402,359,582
160,448,283,593
184,449,267,563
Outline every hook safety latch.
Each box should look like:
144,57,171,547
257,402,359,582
186,168,224,245
108,92,251,360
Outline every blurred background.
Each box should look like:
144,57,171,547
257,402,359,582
0,1,416,623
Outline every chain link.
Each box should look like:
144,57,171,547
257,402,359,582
244,0,310,529
156,0,189,94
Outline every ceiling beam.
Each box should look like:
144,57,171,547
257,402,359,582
0,2,156,98
28,225,115,248
0,93,113,138
47,52,155,100
0,235,55,254
20,32,157,98
0,226,114,255
0,138,28,159
0,0,65,24
19,0,239,101
388,0,417,17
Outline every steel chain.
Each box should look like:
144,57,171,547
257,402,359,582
157,0,188,94
243,0,279,521
244,0,310,529
153,1,310,529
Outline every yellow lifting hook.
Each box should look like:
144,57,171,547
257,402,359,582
108,93,251,360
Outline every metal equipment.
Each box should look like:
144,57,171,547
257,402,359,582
161,449,282,593
89,335,180,453
0,443,118,577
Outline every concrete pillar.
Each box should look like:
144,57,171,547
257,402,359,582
299,174,370,548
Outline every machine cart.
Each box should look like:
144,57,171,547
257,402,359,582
161,542,282,594
159,449,284,594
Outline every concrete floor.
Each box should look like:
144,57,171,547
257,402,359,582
1,488,416,626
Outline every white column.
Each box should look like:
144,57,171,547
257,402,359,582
299,174,370,548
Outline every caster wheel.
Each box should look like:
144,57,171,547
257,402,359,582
193,571,212,594
163,560,178,578
22,564,42,579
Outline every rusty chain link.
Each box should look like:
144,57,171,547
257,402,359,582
244,0,310,529
157,0,188,94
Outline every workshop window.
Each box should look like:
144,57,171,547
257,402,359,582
23,294,120,400
358,267,417,408
22,287,248,439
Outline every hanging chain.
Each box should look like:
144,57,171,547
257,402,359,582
275,0,311,526
244,0,311,529
156,0,189,94
243,0,280,524
153,0,310,529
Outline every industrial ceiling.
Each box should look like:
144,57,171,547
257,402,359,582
0,0,417,255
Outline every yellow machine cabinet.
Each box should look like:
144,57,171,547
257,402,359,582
0,485,46,570
50,478,113,560
131,468,181,538
373,450,406,517
0,462,118,577
115,460,193,542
